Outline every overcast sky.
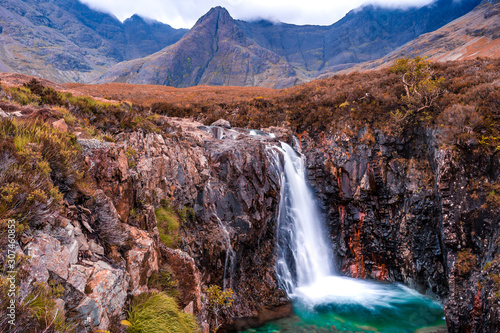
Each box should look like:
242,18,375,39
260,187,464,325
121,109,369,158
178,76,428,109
79,0,435,29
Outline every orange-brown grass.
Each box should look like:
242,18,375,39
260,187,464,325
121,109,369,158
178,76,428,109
63,82,279,106
9,58,500,150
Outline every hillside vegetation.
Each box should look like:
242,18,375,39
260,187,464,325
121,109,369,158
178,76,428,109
67,58,500,151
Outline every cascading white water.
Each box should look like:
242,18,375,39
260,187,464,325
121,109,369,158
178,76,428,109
214,213,236,290
276,142,334,294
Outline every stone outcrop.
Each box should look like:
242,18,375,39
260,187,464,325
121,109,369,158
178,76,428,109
124,225,159,295
160,247,203,317
117,122,290,329
20,223,132,331
17,118,292,331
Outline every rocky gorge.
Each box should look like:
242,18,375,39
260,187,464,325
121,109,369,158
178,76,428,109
0,58,499,333
0,102,295,331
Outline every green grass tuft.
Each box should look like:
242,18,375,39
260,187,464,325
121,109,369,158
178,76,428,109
127,292,199,333
147,266,179,299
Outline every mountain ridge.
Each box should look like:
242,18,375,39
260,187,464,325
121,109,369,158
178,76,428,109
96,6,298,88
98,0,483,88
0,0,488,86
334,1,500,74
236,0,483,78
0,0,187,82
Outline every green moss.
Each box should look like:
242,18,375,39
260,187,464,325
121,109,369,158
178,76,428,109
129,208,139,219
484,261,492,271
126,292,198,333
178,206,195,225
155,204,180,248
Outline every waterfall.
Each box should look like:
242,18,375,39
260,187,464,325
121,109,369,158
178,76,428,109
273,142,444,333
276,142,334,294
214,213,236,290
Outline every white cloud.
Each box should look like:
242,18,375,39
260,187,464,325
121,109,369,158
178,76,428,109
79,0,435,28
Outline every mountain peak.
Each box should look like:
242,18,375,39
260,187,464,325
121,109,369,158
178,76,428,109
207,6,231,15
195,6,233,26
124,14,145,23
182,5,242,44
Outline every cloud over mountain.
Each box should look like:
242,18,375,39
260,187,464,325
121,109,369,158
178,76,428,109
79,0,436,28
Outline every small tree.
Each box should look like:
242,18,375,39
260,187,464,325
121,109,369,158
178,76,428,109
204,285,234,332
390,57,445,113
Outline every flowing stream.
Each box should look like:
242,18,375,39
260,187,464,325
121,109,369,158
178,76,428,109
244,142,445,333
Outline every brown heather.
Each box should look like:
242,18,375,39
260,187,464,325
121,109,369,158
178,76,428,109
64,58,499,150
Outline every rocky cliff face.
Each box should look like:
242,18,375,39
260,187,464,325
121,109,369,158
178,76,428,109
87,121,295,330
12,111,293,331
4,67,499,332
299,127,500,332
74,116,500,332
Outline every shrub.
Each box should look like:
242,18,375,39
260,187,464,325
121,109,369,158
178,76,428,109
0,117,85,227
126,292,198,333
0,275,75,332
457,249,477,276
204,285,234,332
389,57,445,113
437,104,486,148
483,182,500,209
7,86,41,106
23,79,63,105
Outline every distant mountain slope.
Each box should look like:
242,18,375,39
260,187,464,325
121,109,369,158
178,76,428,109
0,0,186,82
238,0,482,78
99,0,482,88
338,1,500,73
97,7,298,88
0,0,486,86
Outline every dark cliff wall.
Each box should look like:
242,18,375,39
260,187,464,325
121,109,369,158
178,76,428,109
300,127,500,332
